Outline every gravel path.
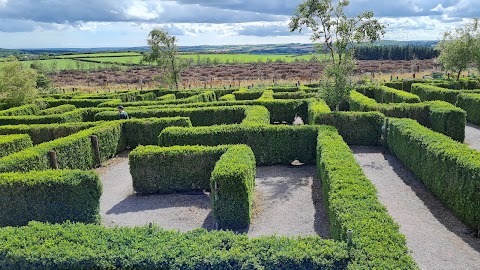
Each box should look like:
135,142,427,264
97,153,329,237
465,123,480,151
352,146,480,270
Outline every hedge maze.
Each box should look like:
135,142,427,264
0,81,479,269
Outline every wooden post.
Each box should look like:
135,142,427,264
48,150,59,169
91,135,101,167
383,118,389,153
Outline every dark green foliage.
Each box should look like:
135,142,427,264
233,90,264,100
0,134,33,158
38,104,76,115
316,126,417,269
98,91,216,108
0,222,349,269
273,91,316,99
270,86,301,92
211,145,256,229
0,122,100,144
122,117,192,147
258,90,274,100
0,109,84,125
457,93,480,124
356,85,421,103
94,106,246,126
354,44,439,60
38,98,122,108
158,93,176,100
129,145,228,194
308,99,384,145
241,106,270,125
411,83,480,104
0,104,40,116
387,118,480,229
0,170,101,226
218,93,235,101
426,101,466,142
73,91,142,102
137,92,157,101
159,124,318,165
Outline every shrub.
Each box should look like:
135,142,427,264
258,90,274,100
38,104,77,115
38,98,122,108
159,124,318,165
233,90,264,100
0,170,101,226
137,92,157,101
158,93,176,100
218,94,235,101
211,145,256,229
270,86,300,92
387,118,480,229
123,117,192,147
0,222,349,269
308,99,384,145
241,106,270,125
273,91,315,99
94,106,246,126
356,85,421,103
0,134,33,158
316,125,417,269
0,104,40,116
457,93,480,124
97,91,216,108
426,101,466,142
0,109,84,125
129,145,228,194
411,83,480,104
0,122,100,144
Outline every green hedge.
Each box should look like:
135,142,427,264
0,134,33,158
72,91,143,102
218,94,235,101
270,86,301,92
158,93,176,100
0,222,349,269
350,90,465,141
159,125,318,165
308,100,384,145
387,118,480,229
38,104,77,115
0,170,101,226
356,85,421,103
273,91,315,99
0,109,84,125
258,90,274,100
411,83,480,104
38,98,122,108
457,93,480,124
123,117,192,147
0,122,100,144
137,92,157,101
241,106,270,125
0,122,124,173
129,145,228,194
233,90,264,100
0,104,40,116
211,145,256,229
94,106,246,126
317,126,417,269
98,91,217,108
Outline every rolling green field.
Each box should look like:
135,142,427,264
58,52,142,59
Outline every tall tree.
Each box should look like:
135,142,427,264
0,58,38,107
437,19,480,80
144,28,187,90
289,0,385,110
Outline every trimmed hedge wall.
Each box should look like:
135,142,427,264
356,85,421,103
39,104,77,115
350,90,465,141
159,125,318,165
0,170,101,226
241,106,270,125
158,93,176,100
273,91,315,99
0,109,84,125
0,122,100,144
38,98,122,108
218,94,235,101
0,134,33,158
457,93,480,124
411,83,480,104
233,90,264,100
98,91,217,108
129,145,228,194
0,104,40,116
211,145,256,229
0,222,349,269
123,117,192,147
94,106,246,126
387,118,480,229
308,99,384,145
258,90,274,100
316,126,417,269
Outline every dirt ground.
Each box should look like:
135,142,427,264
96,153,329,237
464,122,480,151
352,146,480,270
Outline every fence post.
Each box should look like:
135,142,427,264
91,135,101,167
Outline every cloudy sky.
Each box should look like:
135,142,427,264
0,0,479,48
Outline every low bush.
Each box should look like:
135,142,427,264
0,122,100,144
273,91,315,99
317,125,417,269
241,106,270,125
129,145,228,194
356,85,421,103
137,92,157,101
0,222,349,269
387,118,480,229
258,90,274,100
211,145,256,229
233,90,264,100
457,93,480,124
159,124,318,165
158,93,176,100
308,100,384,145
270,86,301,92
38,98,122,108
0,170,101,226
98,91,216,108
426,101,466,142
218,94,235,101
122,117,192,147
38,104,77,115
0,104,40,116
411,83,480,104
0,109,84,125
0,134,33,158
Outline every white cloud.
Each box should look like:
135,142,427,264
125,0,161,20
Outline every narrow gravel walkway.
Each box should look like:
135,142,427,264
97,153,329,237
352,146,480,270
465,123,480,151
